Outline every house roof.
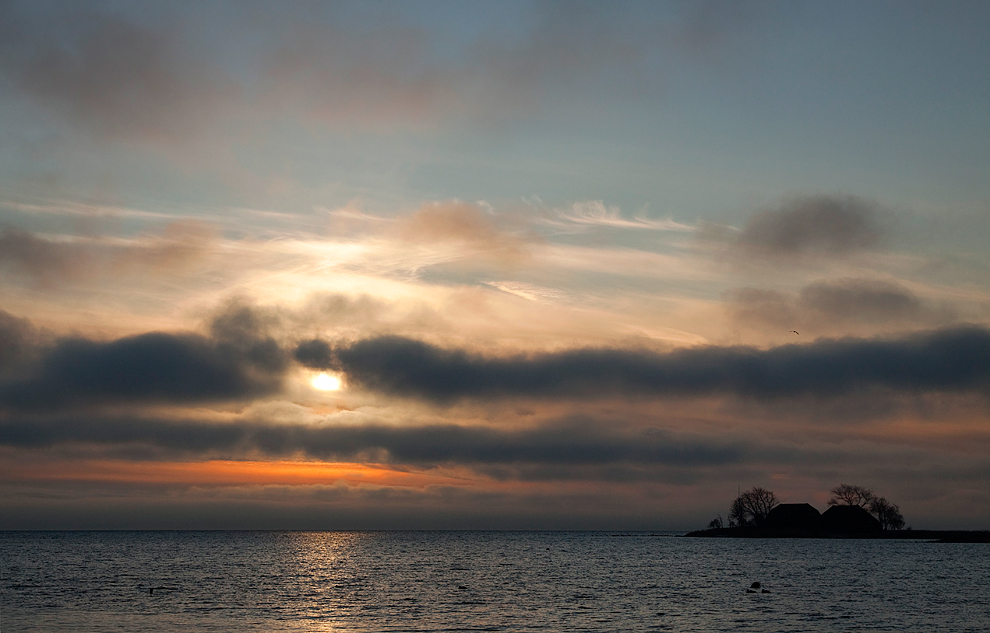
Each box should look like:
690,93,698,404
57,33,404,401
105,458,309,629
821,504,882,533
764,503,822,531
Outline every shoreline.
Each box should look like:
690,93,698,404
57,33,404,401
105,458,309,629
683,527,990,543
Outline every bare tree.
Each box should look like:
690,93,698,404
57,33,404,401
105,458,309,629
829,484,906,530
729,496,748,527
708,515,724,529
728,487,779,527
827,483,875,507
869,497,905,531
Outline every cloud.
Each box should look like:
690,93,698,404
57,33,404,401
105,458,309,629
297,326,990,401
549,200,694,232
677,0,760,59
731,195,883,258
0,3,237,144
294,338,334,371
0,332,284,411
116,220,217,272
0,309,40,379
286,291,451,344
394,201,531,262
0,411,746,472
0,222,217,287
0,227,90,287
0,305,287,411
260,0,674,128
726,277,954,331
262,18,456,128
0,0,744,144
800,278,922,321
484,281,567,303
724,287,797,330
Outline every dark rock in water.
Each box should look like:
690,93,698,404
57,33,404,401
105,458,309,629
762,589,770,593
750,582,761,589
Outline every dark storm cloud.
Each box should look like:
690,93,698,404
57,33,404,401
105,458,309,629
737,195,882,256
0,413,745,470
0,306,287,411
297,325,990,401
294,338,334,370
0,332,284,411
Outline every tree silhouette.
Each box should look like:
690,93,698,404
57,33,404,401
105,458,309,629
828,484,905,531
869,496,905,531
728,487,779,527
827,483,875,507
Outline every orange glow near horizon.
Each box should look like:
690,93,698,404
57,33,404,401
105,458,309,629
4,459,474,489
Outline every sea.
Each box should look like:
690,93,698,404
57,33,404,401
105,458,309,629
2,531,988,632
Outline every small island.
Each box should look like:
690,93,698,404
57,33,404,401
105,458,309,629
686,484,990,543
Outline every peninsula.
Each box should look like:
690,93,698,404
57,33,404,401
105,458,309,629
687,485,990,542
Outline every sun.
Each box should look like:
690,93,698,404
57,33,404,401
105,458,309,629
311,372,342,391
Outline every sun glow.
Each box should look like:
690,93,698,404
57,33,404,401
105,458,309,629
6,458,471,488
311,372,342,391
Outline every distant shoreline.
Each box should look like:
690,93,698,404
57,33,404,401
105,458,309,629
683,527,990,543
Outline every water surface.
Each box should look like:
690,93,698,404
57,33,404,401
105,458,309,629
2,531,988,632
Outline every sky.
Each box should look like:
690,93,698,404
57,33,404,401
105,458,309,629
1,0,989,530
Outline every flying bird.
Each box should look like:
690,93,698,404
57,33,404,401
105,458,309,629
790,330,799,335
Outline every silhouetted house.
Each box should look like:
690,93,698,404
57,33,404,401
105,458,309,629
821,505,881,535
764,503,822,533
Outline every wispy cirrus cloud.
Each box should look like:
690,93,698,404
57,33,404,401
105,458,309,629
484,281,567,303
547,200,695,233
393,201,534,263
